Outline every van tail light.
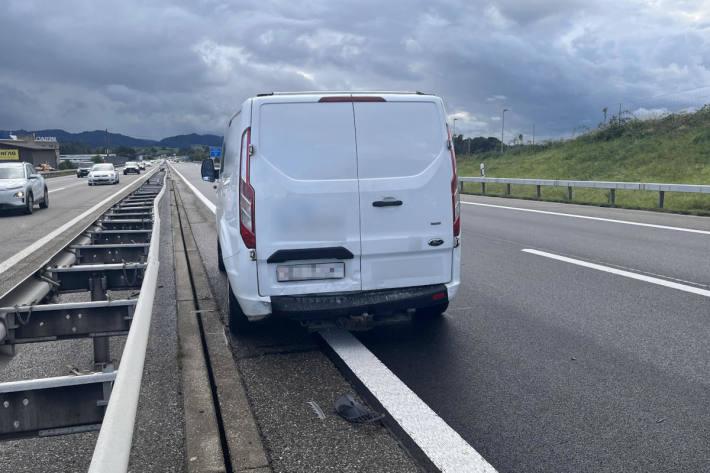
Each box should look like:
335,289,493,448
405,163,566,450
239,127,256,249
447,124,461,237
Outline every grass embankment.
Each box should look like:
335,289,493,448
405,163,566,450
457,105,710,215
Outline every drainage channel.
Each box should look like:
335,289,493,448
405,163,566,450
0,169,165,446
171,179,235,473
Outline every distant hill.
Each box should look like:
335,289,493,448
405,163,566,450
159,133,222,147
0,129,222,148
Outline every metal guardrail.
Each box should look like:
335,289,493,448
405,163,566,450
39,170,75,178
0,165,165,470
88,174,166,472
459,177,710,208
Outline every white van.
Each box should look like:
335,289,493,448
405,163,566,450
202,92,461,333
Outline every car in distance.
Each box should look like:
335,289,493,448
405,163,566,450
88,163,119,185
0,162,49,214
124,161,141,175
202,92,461,334
76,162,93,177
138,161,146,170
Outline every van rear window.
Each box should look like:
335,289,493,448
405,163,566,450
258,102,357,180
353,101,443,179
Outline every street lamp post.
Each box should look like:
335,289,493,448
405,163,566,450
501,108,508,153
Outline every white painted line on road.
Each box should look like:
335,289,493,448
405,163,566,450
320,328,497,473
0,169,159,277
522,249,710,298
462,201,710,235
169,164,217,213
49,181,93,194
172,164,497,473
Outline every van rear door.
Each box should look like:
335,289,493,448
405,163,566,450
353,96,454,291
252,97,362,296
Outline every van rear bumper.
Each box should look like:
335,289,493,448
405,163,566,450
270,283,448,320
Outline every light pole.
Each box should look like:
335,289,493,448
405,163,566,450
501,108,508,153
453,118,458,137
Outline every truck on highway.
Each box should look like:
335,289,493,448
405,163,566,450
201,92,461,333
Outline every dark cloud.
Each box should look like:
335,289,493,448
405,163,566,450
0,0,708,141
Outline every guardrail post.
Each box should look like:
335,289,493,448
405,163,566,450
89,274,111,368
610,189,616,204
567,186,572,200
459,181,464,193
481,182,486,194
659,191,665,208
536,185,541,199
506,183,511,196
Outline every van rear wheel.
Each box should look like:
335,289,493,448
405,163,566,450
416,302,448,318
227,281,251,335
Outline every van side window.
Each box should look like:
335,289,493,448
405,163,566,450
220,138,235,181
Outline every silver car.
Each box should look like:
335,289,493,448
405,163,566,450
88,163,119,185
0,162,49,214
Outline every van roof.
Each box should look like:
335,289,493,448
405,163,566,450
257,91,433,97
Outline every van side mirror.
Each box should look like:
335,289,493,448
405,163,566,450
201,159,216,182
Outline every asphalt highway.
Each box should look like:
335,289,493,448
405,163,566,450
0,170,154,298
0,172,143,264
174,162,710,473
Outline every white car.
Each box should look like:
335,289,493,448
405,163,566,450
202,92,461,333
0,162,49,214
88,163,119,185
123,161,140,175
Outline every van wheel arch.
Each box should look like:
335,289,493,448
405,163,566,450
227,281,251,334
217,239,225,272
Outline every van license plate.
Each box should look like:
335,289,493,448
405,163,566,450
277,262,345,282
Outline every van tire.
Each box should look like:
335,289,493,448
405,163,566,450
217,240,225,272
227,281,251,334
416,302,448,318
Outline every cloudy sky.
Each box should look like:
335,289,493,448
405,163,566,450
1,0,708,141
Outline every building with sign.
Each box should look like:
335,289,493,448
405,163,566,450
0,135,60,168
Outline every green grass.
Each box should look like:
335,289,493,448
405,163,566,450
457,105,710,215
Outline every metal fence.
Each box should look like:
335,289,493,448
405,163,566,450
459,177,710,208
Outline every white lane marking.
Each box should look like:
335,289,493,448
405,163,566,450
462,201,710,235
320,329,497,473
0,169,158,277
48,182,86,194
172,164,494,472
169,164,217,213
522,249,710,298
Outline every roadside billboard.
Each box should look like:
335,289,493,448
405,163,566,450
0,149,19,161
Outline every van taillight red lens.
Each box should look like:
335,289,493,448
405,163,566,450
447,124,461,237
433,292,446,300
239,127,256,249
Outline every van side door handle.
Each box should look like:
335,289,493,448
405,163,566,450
372,199,403,207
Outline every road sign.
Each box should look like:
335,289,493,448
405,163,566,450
0,149,19,161
210,147,221,158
